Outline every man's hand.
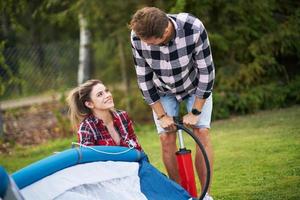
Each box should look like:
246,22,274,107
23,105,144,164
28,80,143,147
159,115,176,131
183,112,200,128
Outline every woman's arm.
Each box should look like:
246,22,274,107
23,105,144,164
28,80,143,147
77,121,95,146
125,113,142,151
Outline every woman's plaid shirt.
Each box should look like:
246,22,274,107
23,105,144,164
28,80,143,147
131,13,215,105
77,110,142,151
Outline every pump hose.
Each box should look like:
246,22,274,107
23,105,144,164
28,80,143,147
174,118,211,200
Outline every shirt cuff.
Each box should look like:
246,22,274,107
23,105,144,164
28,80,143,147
144,93,160,105
195,89,212,99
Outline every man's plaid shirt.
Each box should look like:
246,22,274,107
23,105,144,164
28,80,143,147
78,110,142,151
131,13,215,105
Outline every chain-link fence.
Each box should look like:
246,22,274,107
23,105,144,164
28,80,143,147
1,41,79,101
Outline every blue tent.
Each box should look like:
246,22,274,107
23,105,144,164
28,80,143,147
0,146,193,200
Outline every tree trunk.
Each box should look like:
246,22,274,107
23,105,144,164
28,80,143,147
117,35,131,111
78,13,91,85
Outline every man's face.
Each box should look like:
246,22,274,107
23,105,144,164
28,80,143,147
141,21,172,46
142,35,168,46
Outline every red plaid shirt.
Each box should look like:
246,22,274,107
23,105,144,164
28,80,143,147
78,110,142,151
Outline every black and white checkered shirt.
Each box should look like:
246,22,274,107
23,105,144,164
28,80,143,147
131,13,215,105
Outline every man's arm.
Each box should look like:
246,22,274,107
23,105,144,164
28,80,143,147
183,96,206,127
183,19,215,126
130,37,160,105
192,96,206,112
150,101,176,130
192,20,215,111
193,20,215,101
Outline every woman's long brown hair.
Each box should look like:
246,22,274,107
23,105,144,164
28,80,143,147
66,79,102,130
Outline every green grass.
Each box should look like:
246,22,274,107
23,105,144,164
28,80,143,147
211,106,300,200
0,106,299,199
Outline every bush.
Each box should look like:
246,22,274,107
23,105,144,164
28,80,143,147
286,76,300,104
213,75,300,120
111,86,152,123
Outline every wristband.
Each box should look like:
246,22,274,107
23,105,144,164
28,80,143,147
191,108,201,116
157,113,166,120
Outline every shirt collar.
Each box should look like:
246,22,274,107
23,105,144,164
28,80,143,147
163,16,179,46
87,109,119,125
87,114,99,124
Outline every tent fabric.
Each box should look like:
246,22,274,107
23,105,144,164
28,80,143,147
9,146,193,200
21,161,147,200
139,160,192,200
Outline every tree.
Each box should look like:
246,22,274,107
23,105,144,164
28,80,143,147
78,13,91,85
0,0,21,96
79,0,148,111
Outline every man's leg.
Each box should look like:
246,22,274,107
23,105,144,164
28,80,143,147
185,94,213,194
151,95,180,183
159,132,180,183
194,128,214,193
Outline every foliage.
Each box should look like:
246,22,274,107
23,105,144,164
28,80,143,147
0,0,78,100
0,42,21,97
111,84,153,123
287,76,300,103
190,1,299,83
0,42,10,96
212,75,300,119
1,0,299,119
170,0,186,13
0,41,78,100
53,100,72,138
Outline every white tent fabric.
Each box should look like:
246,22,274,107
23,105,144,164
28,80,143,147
20,161,148,200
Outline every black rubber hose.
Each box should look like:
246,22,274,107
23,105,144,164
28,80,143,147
174,119,211,200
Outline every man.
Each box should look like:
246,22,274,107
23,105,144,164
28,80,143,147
130,7,215,200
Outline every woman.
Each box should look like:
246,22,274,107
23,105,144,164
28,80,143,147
67,79,142,151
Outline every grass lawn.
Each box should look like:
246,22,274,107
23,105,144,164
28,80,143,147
1,106,299,199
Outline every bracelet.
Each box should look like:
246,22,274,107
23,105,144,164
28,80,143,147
157,113,166,120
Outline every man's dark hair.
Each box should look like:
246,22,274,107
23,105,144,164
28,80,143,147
129,7,169,39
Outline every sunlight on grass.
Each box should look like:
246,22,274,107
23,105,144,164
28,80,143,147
210,106,300,199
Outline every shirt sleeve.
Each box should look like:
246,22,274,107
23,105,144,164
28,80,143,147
131,34,160,105
193,21,215,99
77,122,95,146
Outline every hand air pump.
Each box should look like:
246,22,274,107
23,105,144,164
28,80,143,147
174,118,211,200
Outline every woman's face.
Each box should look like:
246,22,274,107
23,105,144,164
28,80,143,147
86,83,114,111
